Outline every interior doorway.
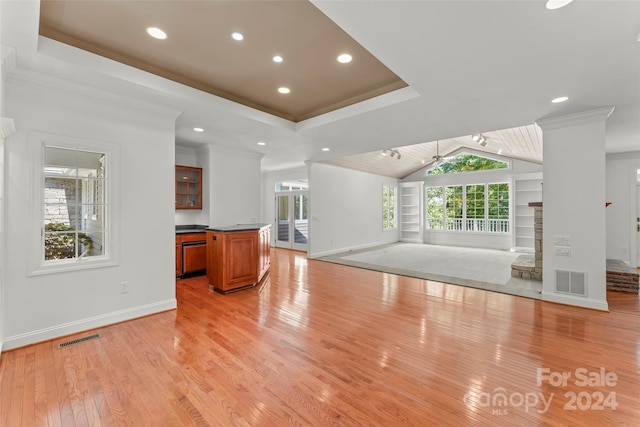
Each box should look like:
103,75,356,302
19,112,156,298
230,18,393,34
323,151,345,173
275,191,309,251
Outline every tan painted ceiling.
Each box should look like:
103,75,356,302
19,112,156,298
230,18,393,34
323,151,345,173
38,0,407,122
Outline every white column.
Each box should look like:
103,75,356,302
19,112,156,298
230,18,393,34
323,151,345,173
536,107,613,310
0,117,15,355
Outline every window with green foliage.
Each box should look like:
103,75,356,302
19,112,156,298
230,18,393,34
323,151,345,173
428,153,508,175
445,185,463,230
466,184,486,231
382,184,397,229
488,183,510,232
425,182,509,233
425,186,444,229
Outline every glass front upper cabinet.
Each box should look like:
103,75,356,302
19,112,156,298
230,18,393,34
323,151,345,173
175,165,202,209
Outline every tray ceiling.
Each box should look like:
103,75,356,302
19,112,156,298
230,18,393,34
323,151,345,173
38,0,407,122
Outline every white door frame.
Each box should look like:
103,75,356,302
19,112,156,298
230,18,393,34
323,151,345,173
275,191,308,252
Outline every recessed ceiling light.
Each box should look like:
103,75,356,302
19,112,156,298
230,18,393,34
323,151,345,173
257,141,266,146
231,32,244,41
146,27,167,40
193,127,204,132
322,147,330,152
278,87,290,94
551,96,569,103
272,55,284,63
545,0,574,10
337,53,352,64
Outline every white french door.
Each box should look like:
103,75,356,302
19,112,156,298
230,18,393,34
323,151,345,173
275,191,308,251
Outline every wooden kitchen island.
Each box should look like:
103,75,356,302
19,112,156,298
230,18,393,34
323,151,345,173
205,223,271,293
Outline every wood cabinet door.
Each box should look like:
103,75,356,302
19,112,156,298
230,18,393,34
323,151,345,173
225,232,259,287
175,237,181,277
183,244,206,274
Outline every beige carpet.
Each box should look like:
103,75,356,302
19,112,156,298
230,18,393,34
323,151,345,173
315,242,542,299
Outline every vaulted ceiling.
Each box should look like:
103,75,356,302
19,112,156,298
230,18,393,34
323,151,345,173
3,1,639,176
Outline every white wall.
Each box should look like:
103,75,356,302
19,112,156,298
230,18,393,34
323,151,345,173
403,149,542,250
606,151,640,266
0,134,4,354
308,163,399,258
2,74,179,349
208,147,263,227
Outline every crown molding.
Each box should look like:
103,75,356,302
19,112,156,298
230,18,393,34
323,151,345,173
6,65,182,122
536,107,615,131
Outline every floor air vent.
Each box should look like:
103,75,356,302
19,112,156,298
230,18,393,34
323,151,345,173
57,333,102,349
555,270,587,297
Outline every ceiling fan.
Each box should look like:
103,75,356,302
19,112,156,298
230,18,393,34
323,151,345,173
431,140,456,166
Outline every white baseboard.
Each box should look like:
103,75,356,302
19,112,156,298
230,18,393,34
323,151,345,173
541,291,609,311
2,299,177,351
309,241,396,259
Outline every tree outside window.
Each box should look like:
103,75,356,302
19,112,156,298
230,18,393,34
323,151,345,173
425,183,509,233
382,185,397,230
426,186,444,229
445,185,463,230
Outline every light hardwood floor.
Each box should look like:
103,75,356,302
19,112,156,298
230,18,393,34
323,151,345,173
1,248,639,426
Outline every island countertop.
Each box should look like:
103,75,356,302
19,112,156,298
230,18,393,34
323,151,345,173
206,223,271,232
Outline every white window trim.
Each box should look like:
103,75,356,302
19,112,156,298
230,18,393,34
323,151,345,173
28,131,120,275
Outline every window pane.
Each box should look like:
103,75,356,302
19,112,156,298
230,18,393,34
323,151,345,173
445,186,463,230
425,186,444,230
382,186,389,228
44,146,108,263
465,184,485,231
488,182,510,232
84,231,104,257
44,231,77,260
293,194,308,245
277,196,289,242
382,185,397,230
389,187,396,228
44,205,79,229
45,147,77,177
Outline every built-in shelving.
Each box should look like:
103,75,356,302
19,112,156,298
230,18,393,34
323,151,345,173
512,173,542,250
400,182,423,242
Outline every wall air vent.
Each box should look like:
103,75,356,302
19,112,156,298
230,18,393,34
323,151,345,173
555,270,587,296
57,333,102,349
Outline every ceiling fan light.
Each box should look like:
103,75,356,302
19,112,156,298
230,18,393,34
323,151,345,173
545,0,574,10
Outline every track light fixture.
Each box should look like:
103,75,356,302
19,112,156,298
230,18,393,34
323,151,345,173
472,134,487,147
382,149,401,159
